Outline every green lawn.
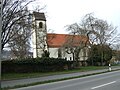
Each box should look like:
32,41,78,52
2,66,108,80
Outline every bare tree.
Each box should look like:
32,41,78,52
9,33,31,59
80,13,118,65
2,0,46,58
65,13,118,66
8,7,31,58
2,0,35,50
81,13,118,46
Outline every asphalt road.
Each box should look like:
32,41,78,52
2,66,120,88
13,70,120,90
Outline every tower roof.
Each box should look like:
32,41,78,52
33,12,46,21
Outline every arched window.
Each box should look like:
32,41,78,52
39,22,43,28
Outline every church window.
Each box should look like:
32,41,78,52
58,49,62,58
39,22,43,28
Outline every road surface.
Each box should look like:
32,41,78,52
2,66,120,88
13,70,120,90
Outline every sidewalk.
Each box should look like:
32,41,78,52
1,66,120,88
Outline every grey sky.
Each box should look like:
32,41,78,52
29,0,120,34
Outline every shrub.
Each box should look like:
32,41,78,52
2,57,73,73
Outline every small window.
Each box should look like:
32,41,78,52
58,49,62,58
39,22,43,28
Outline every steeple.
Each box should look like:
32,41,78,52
32,12,47,58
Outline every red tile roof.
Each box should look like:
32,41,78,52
47,33,89,48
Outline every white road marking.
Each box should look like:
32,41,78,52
91,81,116,89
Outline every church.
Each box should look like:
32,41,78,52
32,12,89,62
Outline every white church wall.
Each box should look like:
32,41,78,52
49,48,73,60
49,48,58,58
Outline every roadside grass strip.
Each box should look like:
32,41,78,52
1,69,120,90
2,66,108,81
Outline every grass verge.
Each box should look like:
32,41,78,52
2,66,108,80
2,69,120,90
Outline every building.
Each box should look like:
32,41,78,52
32,12,89,62
32,12,47,58
47,33,89,61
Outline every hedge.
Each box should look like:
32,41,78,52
2,57,73,73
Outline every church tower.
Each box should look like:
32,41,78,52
32,12,47,58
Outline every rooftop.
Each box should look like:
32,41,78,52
47,33,89,48
33,12,46,21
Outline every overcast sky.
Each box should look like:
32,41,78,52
29,0,120,34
